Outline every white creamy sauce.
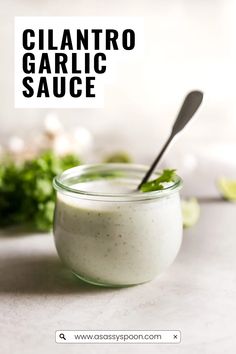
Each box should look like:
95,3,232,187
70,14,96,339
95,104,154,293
53,179,183,286
72,180,136,194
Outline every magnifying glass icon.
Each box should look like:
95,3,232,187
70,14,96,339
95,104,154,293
59,333,66,341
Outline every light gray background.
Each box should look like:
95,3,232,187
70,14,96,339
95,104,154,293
0,2,236,353
1,201,236,354
1,0,236,157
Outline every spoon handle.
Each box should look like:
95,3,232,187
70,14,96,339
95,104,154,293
137,134,173,189
137,91,203,190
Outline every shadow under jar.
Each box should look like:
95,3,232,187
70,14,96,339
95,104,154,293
53,164,183,287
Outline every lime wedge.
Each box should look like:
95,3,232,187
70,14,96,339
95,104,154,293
104,152,132,163
181,198,200,228
217,178,236,201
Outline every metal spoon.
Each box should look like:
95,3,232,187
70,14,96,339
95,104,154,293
137,90,203,190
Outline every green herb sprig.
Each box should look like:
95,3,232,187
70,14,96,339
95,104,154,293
140,169,177,192
0,150,80,231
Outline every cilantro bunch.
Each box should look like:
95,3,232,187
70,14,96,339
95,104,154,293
0,151,80,231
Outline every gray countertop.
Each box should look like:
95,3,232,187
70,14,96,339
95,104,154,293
0,200,236,354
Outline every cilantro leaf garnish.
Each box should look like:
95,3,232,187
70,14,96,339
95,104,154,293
140,169,177,192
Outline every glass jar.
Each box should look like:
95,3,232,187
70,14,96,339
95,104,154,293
53,164,183,287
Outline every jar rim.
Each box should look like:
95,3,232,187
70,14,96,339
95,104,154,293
53,163,183,202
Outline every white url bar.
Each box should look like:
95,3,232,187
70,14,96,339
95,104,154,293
56,330,181,344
